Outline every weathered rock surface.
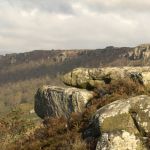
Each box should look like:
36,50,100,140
34,86,95,119
34,65,150,149
86,95,150,150
96,131,146,150
128,44,150,60
62,67,150,88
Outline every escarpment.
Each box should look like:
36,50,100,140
128,44,150,60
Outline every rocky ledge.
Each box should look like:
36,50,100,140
128,44,150,60
34,67,150,150
62,67,150,89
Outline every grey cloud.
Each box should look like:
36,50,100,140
75,0,150,15
0,0,150,54
3,0,150,17
6,0,74,14
3,0,150,18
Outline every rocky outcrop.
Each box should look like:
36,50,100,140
128,44,150,60
35,66,150,119
62,67,150,88
34,86,95,119
34,65,150,149
85,95,150,150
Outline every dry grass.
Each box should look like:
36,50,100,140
2,78,150,150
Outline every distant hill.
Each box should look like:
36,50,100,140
0,44,150,114
1,44,150,85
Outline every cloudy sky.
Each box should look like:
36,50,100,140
0,0,150,54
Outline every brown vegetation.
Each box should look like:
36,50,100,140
1,78,149,150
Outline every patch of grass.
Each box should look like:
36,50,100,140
2,78,150,150
0,107,39,150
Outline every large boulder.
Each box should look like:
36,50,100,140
85,95,150,150
34,86,95,119
62,67,150,89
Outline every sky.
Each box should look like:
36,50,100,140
0,0,150,54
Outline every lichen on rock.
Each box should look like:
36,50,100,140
62,67,150,89
85,95,150,150
34,86,95,119
34,66,150,149
96,130,146,150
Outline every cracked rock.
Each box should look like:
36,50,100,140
34,86,95,119
85,95,150,150
62,67,150,89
